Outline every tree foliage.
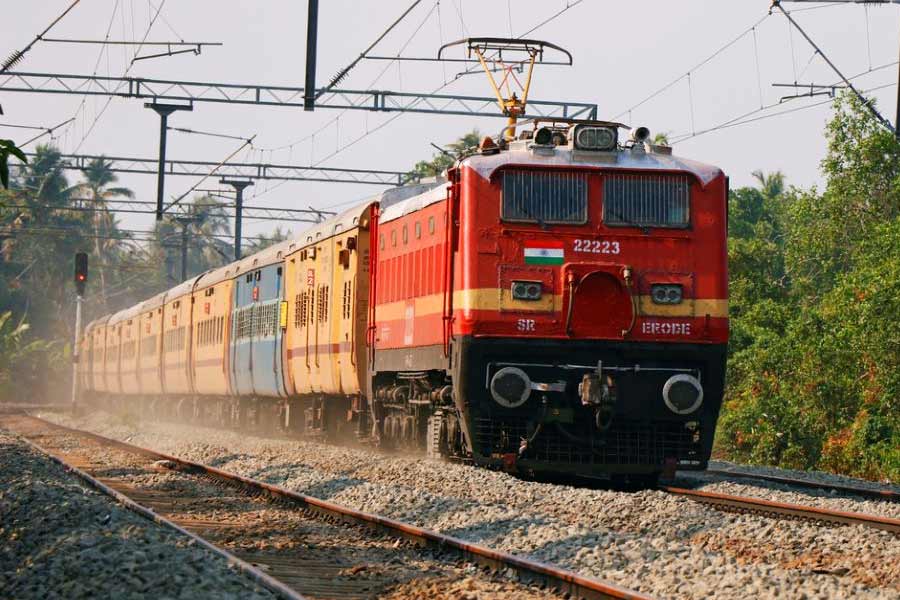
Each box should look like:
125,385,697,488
719,93,900,481
0,139,27,189
408,130,481,180
0,145,286,403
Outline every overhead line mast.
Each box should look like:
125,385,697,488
14,152,409,185
0,71,597,119
777,0,900,136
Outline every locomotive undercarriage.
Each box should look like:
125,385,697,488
447,336,727,481
369,371,454,451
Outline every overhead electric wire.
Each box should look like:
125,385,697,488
168,127,252,143
612,12,772,122
251,0,586,205
319,0,424,95
258,0,436,156
670,79,895,144
20,117,76,147
611,1,844,123
70,0,168,153
54,0,123,154
40,38,221,47
164,137,256,212
0,123,50,131
1,225,276,244
771,0,895,132
0,0,83,72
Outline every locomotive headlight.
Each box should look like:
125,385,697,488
490,367,532,409
663,374,704,415
511,280,542,301
651,284,683,305
573,125,617,152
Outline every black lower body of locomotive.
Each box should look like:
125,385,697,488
450,336,727,480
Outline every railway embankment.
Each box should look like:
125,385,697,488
37,409,900,600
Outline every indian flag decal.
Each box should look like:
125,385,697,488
524,240,565,265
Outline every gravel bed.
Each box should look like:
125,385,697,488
39,410,900,600
18,423,562,600
0,429,277,600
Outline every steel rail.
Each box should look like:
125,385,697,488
19,415,649,600
17,432,306,600
700,468,900,503
661,486,900,534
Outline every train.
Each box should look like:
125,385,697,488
79,118,728,484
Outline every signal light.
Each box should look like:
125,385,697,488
74,252,88,296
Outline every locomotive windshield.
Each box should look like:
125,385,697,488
603,173,691,228
501,170,588,225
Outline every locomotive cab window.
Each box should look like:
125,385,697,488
603,174,691,228
501,171,588,225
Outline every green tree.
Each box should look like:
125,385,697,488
718,93,900,481
72,157,134,310
408,130,481,180
0,139,27,189
0,311,64,403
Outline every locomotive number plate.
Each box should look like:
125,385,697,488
573,239,620,254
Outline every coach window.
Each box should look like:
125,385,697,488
402,224,408,244
391,230,397,247
379,234,384,250
428,216,435,235
415,222,421,239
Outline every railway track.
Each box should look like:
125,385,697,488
696,467,900,503
0,414,649,600
660,485,900,535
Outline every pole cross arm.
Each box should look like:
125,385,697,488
0,71,597,120
18,152,409,186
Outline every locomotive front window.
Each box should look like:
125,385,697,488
501,171,587,225
603,174,691,228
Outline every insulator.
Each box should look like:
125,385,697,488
1,49,26,72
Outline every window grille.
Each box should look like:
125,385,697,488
603,174,691,228
501,171,587,224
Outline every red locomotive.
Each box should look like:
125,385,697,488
371,119,727,483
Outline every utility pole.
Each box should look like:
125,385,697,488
304,0,319,111
220,178,253,260
896,30,900,139
145,102,193,220
72,252,88,414
174,216,195,281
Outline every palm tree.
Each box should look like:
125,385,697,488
186,195,231,273
73,157,134,309
751,170,786,200
244,226,290,254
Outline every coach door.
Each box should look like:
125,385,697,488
230,271,255,396
248,264,287,398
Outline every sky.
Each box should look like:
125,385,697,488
2,0,899,240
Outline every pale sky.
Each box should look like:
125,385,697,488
3,1,899,239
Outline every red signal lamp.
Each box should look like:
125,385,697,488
74,252,88,295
